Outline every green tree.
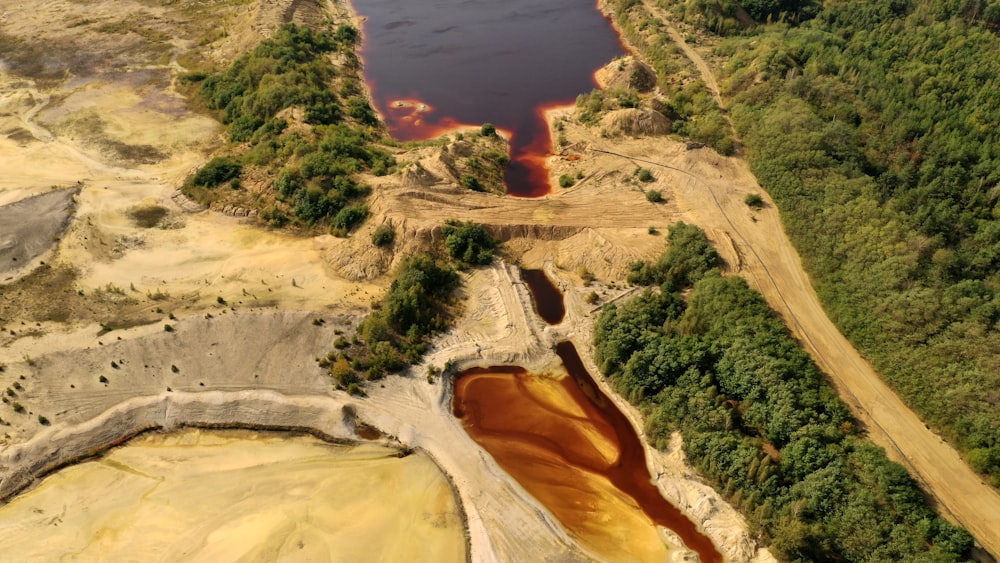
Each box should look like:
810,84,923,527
442,220,498,267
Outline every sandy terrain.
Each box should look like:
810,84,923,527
0,264,772,563
0,429,465,562
2,0,991,560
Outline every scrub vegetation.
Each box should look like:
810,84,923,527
608,0,1000,491
181,23,394,232
595,223,973,561
325,222,499,389
589,1,737,154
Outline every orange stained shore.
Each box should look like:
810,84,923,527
454,351,721,563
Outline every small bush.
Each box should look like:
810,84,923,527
442,220,498,267
99,375,109,384
637,168,655,182
164,324,175,332
558,174,575,188
171,364,179,373
460,174,483,191
192,157,242,188
12,402,23,413
372,225,395,247
585,291,599,304
480,123,497,137
745,193,764,208
645,189,663,203
38,415,49,425
333,204,369,231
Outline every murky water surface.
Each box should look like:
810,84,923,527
354,0,624,196
522,268,566,324
454,343,722,562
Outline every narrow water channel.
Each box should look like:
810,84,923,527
353,0,624,196
454,342,722,562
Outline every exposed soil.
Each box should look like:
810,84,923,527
0,429,465,562
4,0,994,560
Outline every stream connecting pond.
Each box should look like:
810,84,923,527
455,271,722,561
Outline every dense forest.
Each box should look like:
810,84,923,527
181,23,393,231
596,223,972,561
606,0,1000,488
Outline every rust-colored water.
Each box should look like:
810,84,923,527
454,342,722,562
353,0,624,197
521,268,566,325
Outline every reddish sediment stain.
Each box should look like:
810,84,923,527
353,0,624,197
454,342,722,562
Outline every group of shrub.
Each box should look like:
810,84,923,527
182,23,393,231
619,0,1000,486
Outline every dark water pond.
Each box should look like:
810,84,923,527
521,268,566,324
353,0,624,196
454,342,722,562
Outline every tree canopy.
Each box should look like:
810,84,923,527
183,23,394,231
609,0,1000,492
595,222,973,561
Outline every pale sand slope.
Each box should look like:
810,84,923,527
0,65,382,311
0,429,465,562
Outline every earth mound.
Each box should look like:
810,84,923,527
595,56,658,93
599,108,671,137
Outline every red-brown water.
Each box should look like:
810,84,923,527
521,268,566,324
454,342,722,562
353,0,624,196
